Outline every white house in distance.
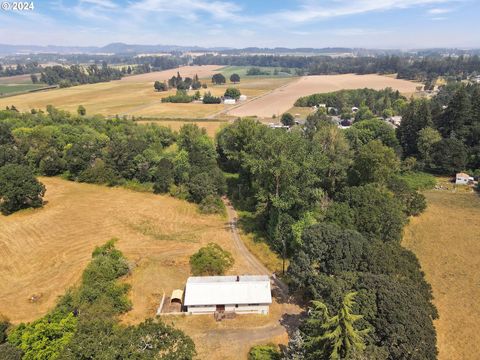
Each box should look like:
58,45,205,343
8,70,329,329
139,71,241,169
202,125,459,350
455,172,474,185
183,275,272,315
224,98,236,105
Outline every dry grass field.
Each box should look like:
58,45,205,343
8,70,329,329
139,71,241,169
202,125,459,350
227,74,420,118
0,66,296,120
0,177,298,359
403,189,480,360
0,65,224,117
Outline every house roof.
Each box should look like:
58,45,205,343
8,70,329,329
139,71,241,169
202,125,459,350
184,275,272,306
457,172,471,178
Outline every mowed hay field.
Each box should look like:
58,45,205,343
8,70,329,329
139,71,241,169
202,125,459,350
0,176,257,324
403,190,480,360
0,65,225,118
0,177,295,359
227,74,420,118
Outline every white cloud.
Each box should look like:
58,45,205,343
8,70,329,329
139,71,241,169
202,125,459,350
427,8,452,14
128,0,241,20
252,0,463,24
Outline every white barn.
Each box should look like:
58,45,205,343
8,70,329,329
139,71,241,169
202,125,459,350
183,275,272,315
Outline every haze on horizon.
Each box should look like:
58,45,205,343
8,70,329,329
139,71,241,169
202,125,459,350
0,0,479,49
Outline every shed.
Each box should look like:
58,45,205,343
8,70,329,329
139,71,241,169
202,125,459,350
224,98,236,105
171,289,184,305
184,275,272,315
239,95,247,101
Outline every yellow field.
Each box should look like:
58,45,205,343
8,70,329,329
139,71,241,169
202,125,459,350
227,74,421,118
136,120,227,137
0,66,294,120
403,189,480,360
0,177,297,359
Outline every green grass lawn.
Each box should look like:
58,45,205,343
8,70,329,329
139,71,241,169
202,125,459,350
0,84,48,96
219,65,297,79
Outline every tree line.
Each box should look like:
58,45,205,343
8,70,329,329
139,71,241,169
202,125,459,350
0,106,226,215
40,63,123,87
0,240,195,359
193,54,480,81
217,115,436,359
0,62,42,77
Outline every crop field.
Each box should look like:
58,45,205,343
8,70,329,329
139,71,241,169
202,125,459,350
403,188,480,360
227,74,421,118
0,177,295,359
0,74,36,84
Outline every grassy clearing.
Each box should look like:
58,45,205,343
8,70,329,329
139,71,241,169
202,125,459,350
400,171,437,190
219,65,296,78
403,189,480,360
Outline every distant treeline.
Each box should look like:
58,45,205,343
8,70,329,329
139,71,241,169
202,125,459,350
0,62,42,77
193,54,480,81
40,64,123,87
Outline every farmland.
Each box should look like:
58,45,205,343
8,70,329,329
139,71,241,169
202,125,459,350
403,188,480,360
0,73,50,96
0,65,293,119
0,177,295,359
227,74,420,118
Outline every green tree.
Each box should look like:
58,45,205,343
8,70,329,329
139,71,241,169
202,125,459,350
397,98,432,157
431,138,468,174
153,158,174,194
77,105,86,116
417,127,442,169
211,73,226,85
0,164,46,215
189,243,234,275
230,73,241,83
350,140,400,185
280,112,295,126
8,313,77,360
154,80,167,91
303,292,369,360
224,87,241,100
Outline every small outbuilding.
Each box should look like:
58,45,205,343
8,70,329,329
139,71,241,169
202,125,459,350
183,275,272,315
455,172,474,185
239,94,247,101
224,98,236,105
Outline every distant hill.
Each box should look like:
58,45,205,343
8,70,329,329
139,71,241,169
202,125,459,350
0,43,479,57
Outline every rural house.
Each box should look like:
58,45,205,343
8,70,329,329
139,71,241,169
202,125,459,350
183,275,272,315
455,172,474,185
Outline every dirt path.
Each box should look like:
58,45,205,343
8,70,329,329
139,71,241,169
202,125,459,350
223,198,290,296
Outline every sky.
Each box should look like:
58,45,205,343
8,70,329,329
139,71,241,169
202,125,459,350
0,0,479,49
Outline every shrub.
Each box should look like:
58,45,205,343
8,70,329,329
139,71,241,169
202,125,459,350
78,159,117,185
190,243,234,276
199,195,225,215
202,91,221,104
161,90,194,103
248,344,281,360
0,343,23,360
280,112,295,126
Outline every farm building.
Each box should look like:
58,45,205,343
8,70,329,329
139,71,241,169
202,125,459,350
224,98,236,105
239,94,247,101
455,172,474,185
183,275,272,315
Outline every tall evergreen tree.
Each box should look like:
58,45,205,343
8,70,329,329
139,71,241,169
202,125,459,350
303,292,369,360
435,85,471,139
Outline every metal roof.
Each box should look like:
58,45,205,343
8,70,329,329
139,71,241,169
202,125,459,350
184,275,272,306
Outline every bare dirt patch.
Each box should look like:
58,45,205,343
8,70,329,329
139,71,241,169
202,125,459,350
403,190,480,360
227,74,420,118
